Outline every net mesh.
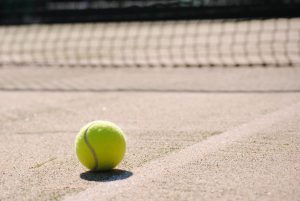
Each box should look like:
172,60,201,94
0,0,300,67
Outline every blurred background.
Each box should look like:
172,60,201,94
0,0,299,68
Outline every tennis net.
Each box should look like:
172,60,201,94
0,0,300,67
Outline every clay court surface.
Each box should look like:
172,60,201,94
0,66,299,201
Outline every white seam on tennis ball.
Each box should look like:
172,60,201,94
83,124,99,171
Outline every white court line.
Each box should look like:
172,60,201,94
64,102,300,201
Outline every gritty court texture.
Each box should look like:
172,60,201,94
0,66,299,201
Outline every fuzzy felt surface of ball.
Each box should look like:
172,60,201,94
75,121,126,171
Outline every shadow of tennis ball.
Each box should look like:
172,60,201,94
80,169,133,182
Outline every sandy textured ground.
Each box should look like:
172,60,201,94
0,66,299,201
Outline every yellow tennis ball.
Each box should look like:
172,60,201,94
75,120,126,171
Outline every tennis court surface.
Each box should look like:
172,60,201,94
0,1,300,201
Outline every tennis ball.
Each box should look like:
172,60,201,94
75,121,126,171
